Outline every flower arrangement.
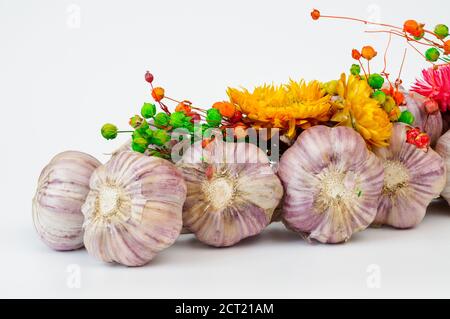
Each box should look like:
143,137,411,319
32,8,450,266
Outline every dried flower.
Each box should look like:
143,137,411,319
331,74,392,147
412,65,450,112
228,79,331,139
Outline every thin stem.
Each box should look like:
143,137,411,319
319,14,403,31
117,130,134,133
358,59,368,79
396,48,408,90
382,33,392,75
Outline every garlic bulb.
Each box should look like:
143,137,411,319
403,91,443,146
177,138,283,247
278,126,384,244
373,123,445,228
82,151,186,266
33,151,101,251
435,131,450,205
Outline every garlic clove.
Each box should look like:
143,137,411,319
82,151,186,266
278,126,384,244
32,151,101,251
177,139,284,247
435,131,450,205
402,91,443,146
373,123,446,228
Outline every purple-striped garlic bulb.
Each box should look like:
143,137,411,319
278,126,384,244
402,91,443,146
32,151,101,251
81,152,186,266
176,138,283,247
436,131,450,205
372,123,446,228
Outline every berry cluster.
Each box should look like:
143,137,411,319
101,71,248,157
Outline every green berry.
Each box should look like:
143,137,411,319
129,115,144,129
372,90,387,104
368,74,385,90
425,48,440,62
151,129,170,146
383,96,396,113
145,128,154,139
101,123,118,140
323,80,338,95
350,64,361,76
398,110,415,125
131,137,149,153
141,102,157,119
154,112,170,128
434,24,449,39
169,111,187,129
206,108,222,127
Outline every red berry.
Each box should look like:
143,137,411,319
229,110,243,123
406,128,420,143
145,71,154,84
190,113,201,123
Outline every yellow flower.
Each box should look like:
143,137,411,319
227,80,331,139
331,74,392,147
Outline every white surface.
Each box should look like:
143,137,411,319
1,0,450,299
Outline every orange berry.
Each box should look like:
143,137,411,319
311,9,320,21
393,91,405,106
151,87,165,102
403,20,425,37
212,101,236,118
361,46,377,61
175,101,192,114
444,40,450,55
352,49,362,60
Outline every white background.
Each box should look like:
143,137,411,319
1,0,450,298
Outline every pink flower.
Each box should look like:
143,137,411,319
412,65,450,112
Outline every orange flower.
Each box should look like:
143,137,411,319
212,101,236,118
361,46,377,60
151,87,165,102
352,49,362,60
403,20,424,37
311,9,320,20
444,40,450,55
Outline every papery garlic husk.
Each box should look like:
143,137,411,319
435,131,450,204
82,151,186,266
278,126,384,244
33,151,101,251
372,123,446,228
177,138,284,247
402,91,443,146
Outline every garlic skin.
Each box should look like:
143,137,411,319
82,151,186,266
278,126,384,244
177,139,283,247
373,123,446,228
435,131,450,205
32,151,101,251
402,91,443,146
